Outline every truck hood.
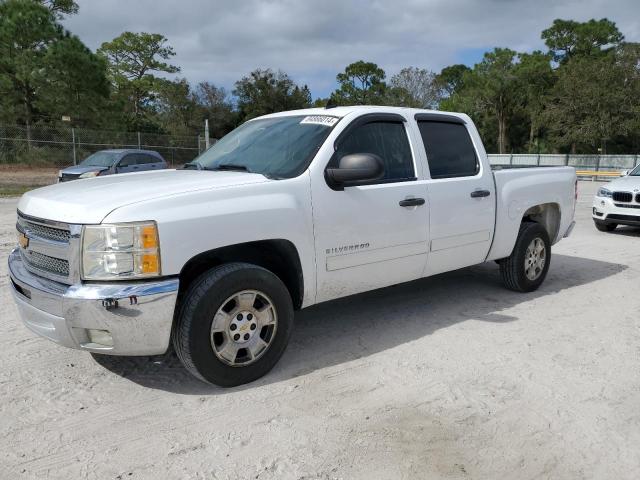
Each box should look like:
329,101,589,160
60,165,110,176
18,169,270,224
607,175,640,190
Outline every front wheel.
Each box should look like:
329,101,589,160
499,222,551,293
173,263,294,387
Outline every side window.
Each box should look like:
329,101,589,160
334,121,415,182
417,121,479,179
139,154,156,164
119,154,135,167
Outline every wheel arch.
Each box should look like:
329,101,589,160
521,202,561,243
177,239,304,310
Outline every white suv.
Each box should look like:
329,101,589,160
592,164,640,231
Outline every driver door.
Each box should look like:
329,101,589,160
310,114,429,303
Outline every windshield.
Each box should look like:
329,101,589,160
630,164,640,176
81,151,118,167
194,115,339,178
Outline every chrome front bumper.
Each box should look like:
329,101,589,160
8,248,179,355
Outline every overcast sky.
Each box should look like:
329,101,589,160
63,0,640,99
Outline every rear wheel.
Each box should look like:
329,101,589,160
173,263,294,387
594,220,617,232
499,222,551,293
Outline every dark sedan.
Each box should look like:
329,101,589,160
58,149,167,182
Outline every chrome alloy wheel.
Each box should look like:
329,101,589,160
210,289,278,366
524,237,546,281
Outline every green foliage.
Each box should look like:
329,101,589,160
0,0,61,125
194,82,236,138
98,32,180,130
544,48,638,153
233,69,311,121
515,51,554,152
1,9,639,158
39,0,78,17
38,34,111,126
542,18,624,63
446,48,521,153
330,61,387,105
435,64,470,97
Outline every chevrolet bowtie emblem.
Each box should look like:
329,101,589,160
18,232,29,249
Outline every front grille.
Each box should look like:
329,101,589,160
21,249,70,277
612,191,633,202
16,212,73,283
615,203,640,209
636,193,640,203
17,215,70,243
607,214,640,223
59,173,79,182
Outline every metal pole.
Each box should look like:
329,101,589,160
205,119,210,150
72,127,77,165
137,131,141,149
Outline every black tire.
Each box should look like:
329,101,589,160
594,220,617,232
499,222,551,293
173,263,294,387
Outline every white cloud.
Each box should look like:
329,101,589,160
63,0,640,98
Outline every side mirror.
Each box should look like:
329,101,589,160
325,153,384,190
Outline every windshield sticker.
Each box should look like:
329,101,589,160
300,115,339,127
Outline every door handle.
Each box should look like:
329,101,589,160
399,198,425,207
470,189,491,198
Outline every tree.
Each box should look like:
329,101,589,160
39,0,78,18
98,32,180,129
445,49,522,153
233,69,311,121
194,82,235,138
544,50,636,153
0,0,61,127
389,67,440,108
542,18,624,63
37,34,110,126
330,61,387,105
435,64,470,98
515,51,555,152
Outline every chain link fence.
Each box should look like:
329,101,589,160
0,124,206,168
2,125,639,175
488,154,639,171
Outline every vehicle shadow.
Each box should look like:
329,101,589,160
611,226,640,237
92,253,627,395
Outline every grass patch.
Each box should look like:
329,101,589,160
0,184,40,196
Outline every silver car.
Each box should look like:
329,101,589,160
58,149,167,182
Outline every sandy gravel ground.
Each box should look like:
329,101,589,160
0,166,59,186
1,182,639,480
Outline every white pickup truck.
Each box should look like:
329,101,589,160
9,106,577,386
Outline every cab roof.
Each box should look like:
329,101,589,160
258,105,467,122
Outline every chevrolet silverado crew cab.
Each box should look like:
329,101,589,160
592,163,640,231
9,107,577,387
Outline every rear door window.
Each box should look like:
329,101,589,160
417,121,479,179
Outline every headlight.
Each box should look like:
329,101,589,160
82,222,160,280
597,187,612,198
79,170,100,178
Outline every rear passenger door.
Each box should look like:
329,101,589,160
137,154,162,171
415,114,496,276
